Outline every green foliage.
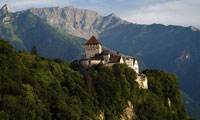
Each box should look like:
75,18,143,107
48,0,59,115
0,11,86,61
0,40,190,120
0,40,95,120
99,23,200,101
135,91,168,120
86,63,138,119
142,69,188,120
31,45,38,55
182,91,200,120
99,24,200,120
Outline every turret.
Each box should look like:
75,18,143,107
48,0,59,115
85,36,102,59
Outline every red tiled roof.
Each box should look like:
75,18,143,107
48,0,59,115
85,36,101,45
90,53,103,60
101,50,110,55
109,55,121,63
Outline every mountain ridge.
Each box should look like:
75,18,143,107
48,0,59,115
98,23,200,101
0,8,86,61
0,4,200,119
28,6,129,39
0,4,11,15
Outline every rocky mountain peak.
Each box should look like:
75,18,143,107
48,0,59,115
0,4,11,15
108,13,117,17
106,13,122,21
28,6,129,39
65,6,74,9
190,26,199,31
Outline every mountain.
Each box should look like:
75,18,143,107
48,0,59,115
0,4,11,15
26,6,200,101
0,40,192,120
98,24,200,119
28,6,129,39
98,23,200,102
0,5,86,61
182,91,200,120
0,4,199,119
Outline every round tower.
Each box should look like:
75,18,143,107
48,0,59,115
85,36,102,59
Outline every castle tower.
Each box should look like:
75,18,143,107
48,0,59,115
85,36,102,59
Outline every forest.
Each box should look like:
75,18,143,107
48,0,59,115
0,40,193,120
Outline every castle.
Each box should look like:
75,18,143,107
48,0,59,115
73,36,148,89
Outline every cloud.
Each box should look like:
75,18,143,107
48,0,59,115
122,0,200,27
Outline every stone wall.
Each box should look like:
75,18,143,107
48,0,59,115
85,44,102,59
103,54,110,63
90,59,102,65
125,58,134,69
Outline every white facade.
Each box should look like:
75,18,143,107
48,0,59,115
123,58,139,74
103,54,110,63
119,57,124,63
133,60,139,74
90,59,102,65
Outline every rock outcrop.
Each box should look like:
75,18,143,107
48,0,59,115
98,101,136,120
28,6,129,39
120,101,136,120
0,4,11,15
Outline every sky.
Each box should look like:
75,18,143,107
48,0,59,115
0,0,199,28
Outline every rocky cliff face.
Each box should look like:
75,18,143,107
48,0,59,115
0,4,21,24
98,101,136,120
28,6,129,39
0,4,11,15
0,4,86,61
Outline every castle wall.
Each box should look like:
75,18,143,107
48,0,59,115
125,59,134,69
90,59,102,65
124,58,139,74
133,60,139,74
120,57,124,63
80,60,89,67
103,54,110,63
85,44,102,59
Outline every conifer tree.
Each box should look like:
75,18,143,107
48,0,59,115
31,45,38,55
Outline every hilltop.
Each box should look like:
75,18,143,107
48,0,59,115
0,39,193,120
0,4,200,119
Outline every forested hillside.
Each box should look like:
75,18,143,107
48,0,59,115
0,10,86,61
0,40,192,120
99,24,200,100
